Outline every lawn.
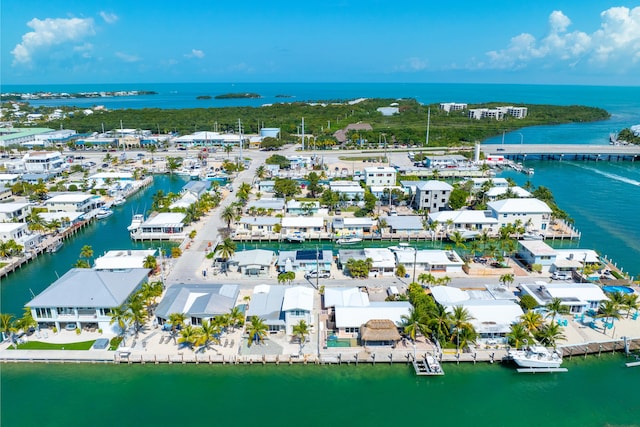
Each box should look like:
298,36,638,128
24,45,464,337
10,340,96,350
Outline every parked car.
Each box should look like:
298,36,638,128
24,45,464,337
305,270,330,279
551,271,571,280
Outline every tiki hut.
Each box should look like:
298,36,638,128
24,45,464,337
360,319,401,346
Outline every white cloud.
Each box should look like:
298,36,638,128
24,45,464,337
393,57,428,72
11,17,95,66
185,49,205,59
115,52,141,62
483,7,640,70
99,11,119,24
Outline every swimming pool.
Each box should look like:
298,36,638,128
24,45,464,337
602,286,635,294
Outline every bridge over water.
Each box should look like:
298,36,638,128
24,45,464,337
481,144,640,162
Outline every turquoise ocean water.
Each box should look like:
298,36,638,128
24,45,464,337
1,83,640,426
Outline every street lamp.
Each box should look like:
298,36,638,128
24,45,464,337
412,246,417,284
517,132,524,145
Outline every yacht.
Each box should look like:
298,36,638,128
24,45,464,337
112,195,126,206
522,231,544,240
47,240,64,253
95,208,114,220
284,232,305,243
336,236,363,245
506,346,563,368
388,242,415,252
127,214,145,232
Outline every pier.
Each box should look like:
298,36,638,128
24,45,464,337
482,144,640,162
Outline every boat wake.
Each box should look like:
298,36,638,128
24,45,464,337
570,164,640,187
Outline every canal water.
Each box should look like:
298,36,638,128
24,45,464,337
0,174,188,316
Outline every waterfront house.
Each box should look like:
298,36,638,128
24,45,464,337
394,249,465,274
0,185,10,202
518,281,608,314
39,211,84,229
329,181,365,205
333,302,411,341
246,285,313,335
94,249,157,270
364,166,397,187
423,155,469,169
383,215,425,235
323,287,370,309
26,268,150,333
130,212,186,241
332,217,375,237
169,181,210,210
88,172,134,189
517,240,557,272
237,217,280,235
0,173,20,186
277,249,333,273
428,210,498,234
469,178,509,193
155,284,239,326
487,198,552,232
411,180,453,212
0,202,31,222
0,222,40,251
369,185,404,200
280,216,324,236
228,249,275,276
44,193,104,213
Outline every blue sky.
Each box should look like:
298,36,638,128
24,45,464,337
2,1,639,85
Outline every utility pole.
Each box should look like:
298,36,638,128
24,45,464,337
315,245,320,289
426,107,430,146
238,118,243,168
301,117,305,151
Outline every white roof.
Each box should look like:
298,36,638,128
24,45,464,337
281,216,324,227
0,222,25,232
429,210,497,225
415,180,453,191
39,211,84,223
518,240,556,255
0,202,30,213
94,249,156,270
486,186,531,197
90,172,133,180
286,200,320,209
554,249,600,264
341,217,375,227
282,286,314,312
448,300,524,334
363,248,396,268
470,177,509,186
430,286,470,305
46,193,95,203
395,249,464,266
488,198,552,214
364,166,396,174
144,212,186,226
544,282,608,302
334,302,411,328
324,287,370,308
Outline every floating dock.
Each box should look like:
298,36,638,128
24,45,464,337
413,356,444,376
516,367,568,373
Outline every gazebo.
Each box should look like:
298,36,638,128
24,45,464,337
359,319,401,346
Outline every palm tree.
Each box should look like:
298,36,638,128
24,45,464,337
215,238,236,268
456,326,478,350
229,306,245,331
401,308,430,342
0,313,15,340
195,319,221,352
220,205,236,229
544,297,570,323
166,157,181,175
143,255,158,272
428,304,452,344
127,298,147,336
499,273,515,289
449,231,467,251
110,306,132,344
520,311,543,335
168,312,187,342
178,325,198,349
246,316,268,347
536,322,566,347
622,293,639,318
16,307,36,334
417,273,436,287
506,322,530,349
223,144,233,158
597,299,621,335
79,245,93,264
255,165,266,180
292,319,310,353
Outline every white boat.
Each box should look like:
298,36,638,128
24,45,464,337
47,240,64,253
127,214,145,232
112,195,126,206
189,168,202,180
522,232,544,240
388,242,415,252
95,208,114,220
507,346,563,368
336,236,363,245
284,233,305,243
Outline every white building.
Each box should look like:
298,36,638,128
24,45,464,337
22,151,65,173
439,103,468,113
412,180,453,211
519,282,608,314
94,249,157,270
364,166,397,187
0,202,31,222
44,193,104,213
429,210,498,234
487,198,552,232
394,249,465,274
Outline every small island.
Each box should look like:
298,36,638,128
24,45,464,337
214,92,261,99
196,95,212,100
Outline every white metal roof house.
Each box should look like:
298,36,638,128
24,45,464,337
519,281,608,314
44,193,104,213
332,217,375,236
334,302,411,338
247,198,285,213
384,215,425,235
469,178,509,192
277,249,333,273
246,285,313,335
94,249,157,270
155,284,240,326
228,249,275,276
0,222,40,251
487,198,552,232
394,249,464,273
26,268,150,333
517,240,557,271
281,286,314,335
238,216,280,235
485,186,531,201
286,200,321,216
22,151,65,173
324,287,370,308
364,166,396,187
428,210,498,234
0,202,31,222
412,180,453,211
281,216,324,235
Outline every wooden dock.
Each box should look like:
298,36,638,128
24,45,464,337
413,355,444,376
516,367,568,373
